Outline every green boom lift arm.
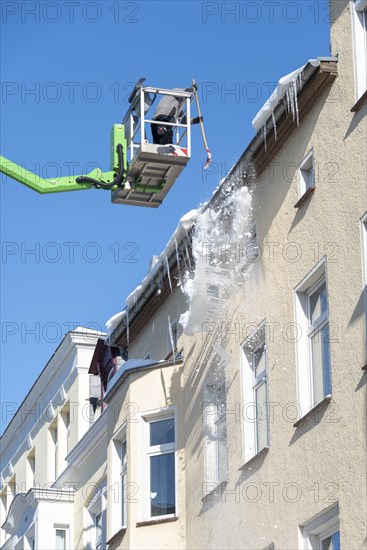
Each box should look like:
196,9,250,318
0,124,126,194
1,80,211,208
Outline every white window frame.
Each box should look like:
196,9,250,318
26,451,36,488
139,407,177,521
351,0,367,101
361,212,367,363
63,409,71,454
120,439,127,528
241,322,269,463
25,524,36,550
87,480,107,550
203,358,228,488
54,525,69,550
294,259,332,418
109,423,127,537
299,149,315,197
299,503,340,549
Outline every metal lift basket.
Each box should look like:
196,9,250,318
112,85,193,208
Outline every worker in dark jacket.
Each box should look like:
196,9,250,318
151,88,202,145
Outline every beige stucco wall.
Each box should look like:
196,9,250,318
182,1,366,548
127,287,187,360
106,362,186,550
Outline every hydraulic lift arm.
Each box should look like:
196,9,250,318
1,81,211,208
0,124,126,194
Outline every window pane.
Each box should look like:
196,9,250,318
150,452,175,516
216,381,226,417
216,418,228,481
321,530,340,550
55,529,66,550
121,471,127,526
254,344,265,378
255,381,268,451
121,440,127,469
150,419,175,446
332,530,340,549
95,512,102,539
312,323,331,404
310,281,327,325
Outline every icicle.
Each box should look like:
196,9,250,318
184,240,192,272
271,111,277,141
294,81,300,126
263,123,267,152
174,238,182,285
164,254,173,293
285,80,300,127
126,309,129,346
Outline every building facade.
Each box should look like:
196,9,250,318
1,1,366,548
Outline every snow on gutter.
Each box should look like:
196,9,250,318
105,209,198,336
106,57,338,339
208,57,337,210
252,59,321,132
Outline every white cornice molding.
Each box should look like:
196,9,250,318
2,488,74,534
1,333,103,477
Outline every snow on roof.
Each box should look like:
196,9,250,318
252,59,320,132
105,209,198,333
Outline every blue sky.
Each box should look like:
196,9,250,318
0,0,332,433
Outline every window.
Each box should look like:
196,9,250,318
204,359,228,486
299,150,315,197
320,531,340,549
110,426,127,536
168,317,183,360
352,0,367,101
361,212,367,363
86,481,106,550
95,512,102,549
295,260,332,418
144,414,176,518
55,527,68,550
49,424,58,480
25,527,36,550
27,450,36,487
168,317,178,355
241,323,269,463
120,439,127,527
64,410,71,454
299,504,340,549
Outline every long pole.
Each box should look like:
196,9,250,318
192,79,212,170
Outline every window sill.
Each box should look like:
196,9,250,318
294,186,315,208
293,395,332,428
239,446,269,470
351,90,367,112
136,516,178,528
201,480,228,502
106,527,126,545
